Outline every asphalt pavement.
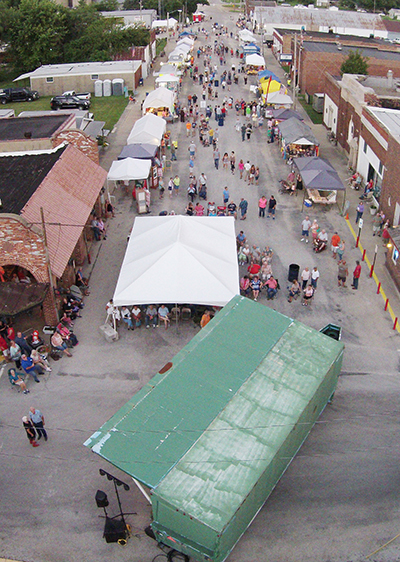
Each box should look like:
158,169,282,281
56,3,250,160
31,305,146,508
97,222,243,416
1,3,400,562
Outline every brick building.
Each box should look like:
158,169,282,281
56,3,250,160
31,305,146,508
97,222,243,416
299,40,400,96
0,143,107,324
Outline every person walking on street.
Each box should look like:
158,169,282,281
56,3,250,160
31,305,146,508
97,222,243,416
213,146,220,169
301,216,312,243
29,407,47,441
223,187,229,204
356,201,364,224
267,195,276,219
311,267,320,289
338,260,349,287
301,267,311,290
239,198,248,220
337,239,345,261
258,196,267,218
22,416,39,447
241,123,246,142
352,260,361,290
230,151,236,175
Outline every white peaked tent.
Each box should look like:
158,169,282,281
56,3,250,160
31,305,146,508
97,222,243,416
113,216,240,307
177,38,194,48
107,158,151,181
127,113,166,146
158,64,179,76
265,91,293,106
239,29,257,42
142,88,175,115
245,53,265,66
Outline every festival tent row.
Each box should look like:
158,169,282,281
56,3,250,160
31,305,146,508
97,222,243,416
245,53,265,74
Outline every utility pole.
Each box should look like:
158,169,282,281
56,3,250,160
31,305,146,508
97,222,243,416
166,11,169,44
293,33,297,110
40,207,59,323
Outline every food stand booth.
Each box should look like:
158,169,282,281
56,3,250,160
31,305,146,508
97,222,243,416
142,88,176,119
295,156,345,207
119,143,161,190
278,117,319,160
107,158,152,214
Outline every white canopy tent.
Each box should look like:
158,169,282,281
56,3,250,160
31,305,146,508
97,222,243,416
127,113,166,146
245,53,265,67
265,91,293,107
239,29,258,42
158,64,179,76
113,216,239,307
142,88,175,115
155,74,179,85
152,17,177,29
107,158,151,182
177,38,194,48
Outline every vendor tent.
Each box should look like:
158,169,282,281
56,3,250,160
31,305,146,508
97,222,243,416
113,215,239,307
177,38,194,48
118,143,158,161
272,108,303,121
295,157,344,191
152,17,177,29
258,69,281,82
158,64,179,76
278,117,319,146
265,91,293,106
142,88,175,115
260,79,282,95
239,29,257,42
107,158,151,182
245,53,265,67
127,113,166,146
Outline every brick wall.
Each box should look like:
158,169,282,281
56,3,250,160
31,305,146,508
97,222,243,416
0,214,58,325
301,50,400,95
336,99,362,152
360,108,388,164
52,130,100,164
380,135,400,224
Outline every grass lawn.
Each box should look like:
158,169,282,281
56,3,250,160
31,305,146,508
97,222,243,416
298,95,323,125
2,95,129,131
156,38,167,56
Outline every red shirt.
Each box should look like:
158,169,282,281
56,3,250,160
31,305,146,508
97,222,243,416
331,234,340,247
353,264,361,279
248,264,261,275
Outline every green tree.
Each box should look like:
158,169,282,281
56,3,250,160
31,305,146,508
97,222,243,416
340,49,369,76
94,0,118,11
8,0,69,71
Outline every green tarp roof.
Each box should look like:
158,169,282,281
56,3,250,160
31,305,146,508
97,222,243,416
85,296,343,495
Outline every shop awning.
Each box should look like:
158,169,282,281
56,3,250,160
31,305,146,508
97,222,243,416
0,282,49,317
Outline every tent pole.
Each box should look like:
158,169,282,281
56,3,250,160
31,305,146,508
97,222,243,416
132,477,152,504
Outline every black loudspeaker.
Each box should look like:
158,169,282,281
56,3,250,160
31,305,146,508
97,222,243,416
103,517,127,543
95,490,109,508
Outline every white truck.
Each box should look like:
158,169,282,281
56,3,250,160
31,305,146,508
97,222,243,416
62,90,91,101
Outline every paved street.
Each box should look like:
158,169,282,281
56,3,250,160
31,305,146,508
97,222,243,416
1,2,400,562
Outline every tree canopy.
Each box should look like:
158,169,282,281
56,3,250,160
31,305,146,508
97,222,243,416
340,50,369,76
3,0,150,72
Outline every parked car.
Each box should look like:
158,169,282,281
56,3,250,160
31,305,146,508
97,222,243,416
50,95,91,110
62,90,91,101
0,87,39,104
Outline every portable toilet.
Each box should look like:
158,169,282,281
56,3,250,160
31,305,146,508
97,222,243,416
103,79,112,97
112,78,124,96
94,80,103,97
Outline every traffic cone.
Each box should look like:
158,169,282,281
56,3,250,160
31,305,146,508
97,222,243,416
345,212,349,220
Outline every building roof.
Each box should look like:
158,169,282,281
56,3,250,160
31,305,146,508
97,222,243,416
20,144,107,278
15,60,142,82
0,114,72,141
254,5,386,32
84,295,344,504
381,19,400,33
274,27,383,46
303,40,400,62
366,106,400,139
0,146,67,214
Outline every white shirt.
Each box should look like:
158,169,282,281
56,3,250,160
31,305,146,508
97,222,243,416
311,269,320,281
302,219,311,231
244,162,251,172
301,269,310,281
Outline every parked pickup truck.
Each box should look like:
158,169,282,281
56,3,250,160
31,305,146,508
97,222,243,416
62,90,91,101
0,87,39,104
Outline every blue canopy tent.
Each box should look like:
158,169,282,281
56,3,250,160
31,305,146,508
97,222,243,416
258,69,281,82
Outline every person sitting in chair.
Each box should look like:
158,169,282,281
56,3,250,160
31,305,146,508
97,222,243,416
51,332,72,357
288,279,301,303
9,368,29,394
265,276,278,300
20,354,43,382
158,305,170,330
145,305,158,328
314,229,328,253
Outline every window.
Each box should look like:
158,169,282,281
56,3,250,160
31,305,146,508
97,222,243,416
46,77,54,83
91,74,99,80
378,161,383,176
363,140,368,153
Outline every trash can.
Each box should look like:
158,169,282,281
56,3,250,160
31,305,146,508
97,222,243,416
288,263,299,282
218,116,224,127
214,79,219,87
